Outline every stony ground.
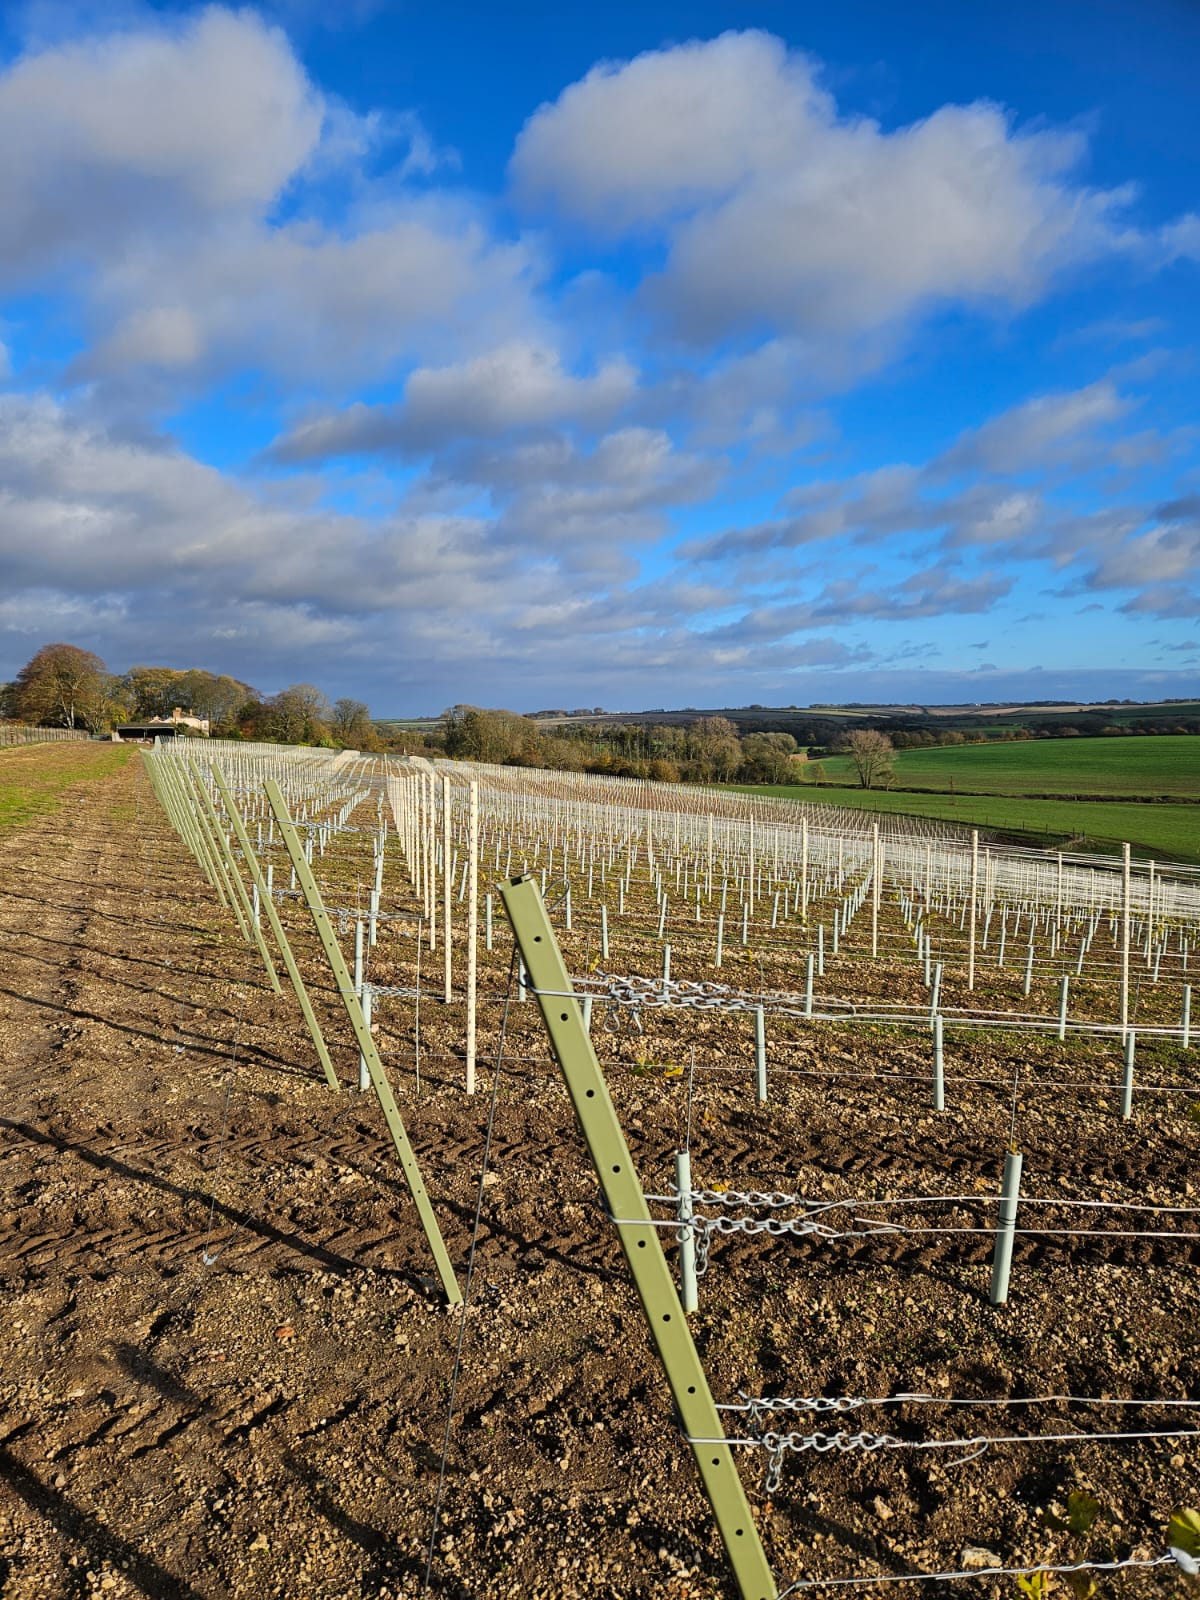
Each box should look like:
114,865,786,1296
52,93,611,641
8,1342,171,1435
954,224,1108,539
0,745,1197,1600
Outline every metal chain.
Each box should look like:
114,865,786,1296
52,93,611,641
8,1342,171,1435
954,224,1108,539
762,1430,902,1494
690,1187,812,1209
690,1212,851,1275
737,1394,879,1423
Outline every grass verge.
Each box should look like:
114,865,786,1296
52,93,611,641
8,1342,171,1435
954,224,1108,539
0,742,134,836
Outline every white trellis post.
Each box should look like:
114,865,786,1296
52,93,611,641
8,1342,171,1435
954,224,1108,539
466,779,478,1095
967,830,979,991
1121,842,1131,1042
442,773,452,1002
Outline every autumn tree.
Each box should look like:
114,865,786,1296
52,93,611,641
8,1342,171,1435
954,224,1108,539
738,731,798,784
269,684,331,745
442,706,542,765
177,670,256,731
688,716,743,780
123,666,185,718
840,728,896,790
332,697,372,746
13,643,110,730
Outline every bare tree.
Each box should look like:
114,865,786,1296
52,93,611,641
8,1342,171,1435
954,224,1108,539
13,643,109,730
840,728,896,790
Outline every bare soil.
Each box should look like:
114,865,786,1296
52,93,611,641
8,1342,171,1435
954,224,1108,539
0,748,1197,1600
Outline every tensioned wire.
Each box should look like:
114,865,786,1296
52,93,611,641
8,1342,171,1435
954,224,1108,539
774,1553,1178,1594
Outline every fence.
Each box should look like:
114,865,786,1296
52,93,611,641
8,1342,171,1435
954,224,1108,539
0,722,93,748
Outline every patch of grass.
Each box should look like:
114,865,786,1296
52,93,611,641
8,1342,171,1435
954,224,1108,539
0,742,134,835
725,781,1200,863
809,735,1200,798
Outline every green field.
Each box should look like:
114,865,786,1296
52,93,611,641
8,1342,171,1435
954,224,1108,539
729,735,1200,861
731,783,1199,863
0,742,133,834
810,734,1200,798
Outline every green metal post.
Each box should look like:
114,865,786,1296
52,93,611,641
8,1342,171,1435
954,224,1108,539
183,766,249,937
164,758,226,902
264,780,462,1308
190,764,282,994
499,874,775,1600
211,766,339,1090
147,755,200,873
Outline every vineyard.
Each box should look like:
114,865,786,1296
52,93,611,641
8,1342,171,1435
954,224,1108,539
1,737,1198,1599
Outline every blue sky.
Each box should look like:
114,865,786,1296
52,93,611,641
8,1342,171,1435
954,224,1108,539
0,0,1197,714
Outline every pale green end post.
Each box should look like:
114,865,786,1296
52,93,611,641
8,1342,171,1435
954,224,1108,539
210,765,339,1089
189,763,282,993
264,779,462,1307
499,873,776,1600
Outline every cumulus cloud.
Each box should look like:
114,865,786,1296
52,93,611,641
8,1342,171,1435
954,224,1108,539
0,390,740,695
75,206,539,385
684,378,1175,570
0,8,322,278
805,569,1013,622
0,390,513,613
268,343,637,462
936,381,1133,475
0,8,540,385
0,15,1195,707
512,30,1140,343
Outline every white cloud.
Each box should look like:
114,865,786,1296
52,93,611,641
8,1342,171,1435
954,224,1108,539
0,390,727,689
77,204,540,383
1160,213,1200,263
513,30,1139,343
0,8,322,280
269,342,636,461
936,380,1133,475
513,31,829,230
0,8,540,385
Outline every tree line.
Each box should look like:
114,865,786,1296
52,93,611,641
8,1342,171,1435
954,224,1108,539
0,643,379,749
438,705,822,784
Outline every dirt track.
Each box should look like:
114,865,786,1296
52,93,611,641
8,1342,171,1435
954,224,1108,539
0,747,1197,1600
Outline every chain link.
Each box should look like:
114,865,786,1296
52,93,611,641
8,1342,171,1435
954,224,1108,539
689,1207,877,1275
762,1430,902,1494
691,1187,812,1209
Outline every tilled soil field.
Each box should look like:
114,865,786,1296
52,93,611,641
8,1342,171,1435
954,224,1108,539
0,747,1197,1600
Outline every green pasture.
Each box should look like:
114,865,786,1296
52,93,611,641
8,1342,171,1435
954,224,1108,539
809,735,1199,799
0,742,133,835
730,782,1200,863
